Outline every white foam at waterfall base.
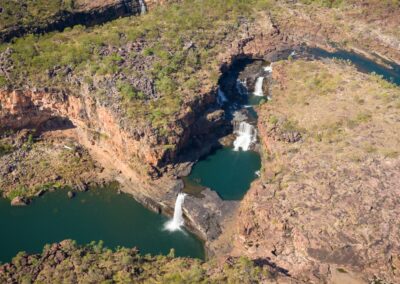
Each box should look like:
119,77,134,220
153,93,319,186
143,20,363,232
164,193,186,232
263,65,273,73
233,121,257,151
217,88,228,106
253,77,264,97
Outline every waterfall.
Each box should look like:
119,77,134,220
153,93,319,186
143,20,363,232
164,193,186,232
236,79,248,97
217,88,228,106
254,77,264,97
233,121,257,151
138,0,147,15
263,65,273,73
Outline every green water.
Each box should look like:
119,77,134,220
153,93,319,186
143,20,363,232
308,47,400,85
0,187,204,263
188,147,261,200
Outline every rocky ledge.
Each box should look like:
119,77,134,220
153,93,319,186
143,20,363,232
220,59,400,283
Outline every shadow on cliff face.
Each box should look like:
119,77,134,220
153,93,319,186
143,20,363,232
253,257,291,277
170,56,264,174
37,117,76,133
0,0,148,43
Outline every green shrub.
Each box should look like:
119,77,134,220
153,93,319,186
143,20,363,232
117,81,143,101
6,185,28,200
299,0,344,8
0,142,13,156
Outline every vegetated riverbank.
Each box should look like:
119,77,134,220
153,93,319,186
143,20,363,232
0,239,276,283
0,187,204,263
1,0,400,282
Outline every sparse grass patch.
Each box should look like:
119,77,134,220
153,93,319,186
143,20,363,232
346,111,373,128
6,185,29,200
381,149,399,159
312,120,347,143
362,143,378,154
0,142,13,156
269,114,279,125
281,118,302,133
299,0,344,8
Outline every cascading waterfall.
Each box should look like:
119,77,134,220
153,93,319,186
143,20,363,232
253,77,265,97
253,65,272,97
138,0,147,15
217,88,228,106
164,193,186,232
233,121,257,151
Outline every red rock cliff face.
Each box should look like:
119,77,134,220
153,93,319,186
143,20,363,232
0,88,218,177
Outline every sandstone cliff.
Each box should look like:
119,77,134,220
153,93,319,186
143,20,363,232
1,1,400,282
221,60,400,283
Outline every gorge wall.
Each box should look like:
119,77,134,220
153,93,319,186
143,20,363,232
0,0,169,43
2,2,400,282
0,83,232,242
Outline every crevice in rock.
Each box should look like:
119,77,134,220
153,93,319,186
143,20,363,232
0,0,149,43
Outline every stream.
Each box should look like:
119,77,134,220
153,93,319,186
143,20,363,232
185,46,400,202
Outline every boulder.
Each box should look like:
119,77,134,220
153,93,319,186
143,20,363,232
11,196,29,206
67,191,75,199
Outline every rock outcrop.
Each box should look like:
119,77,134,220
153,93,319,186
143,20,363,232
222,59,400,283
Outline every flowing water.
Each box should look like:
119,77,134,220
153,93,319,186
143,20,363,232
164,193,186,232
253,77,265,97
304,47,400,85
138,0,147,15
0,187,204,263
217,87,229,106
186,46,400,202
187,60,267,200
233,121,257,151
2,46,399,264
